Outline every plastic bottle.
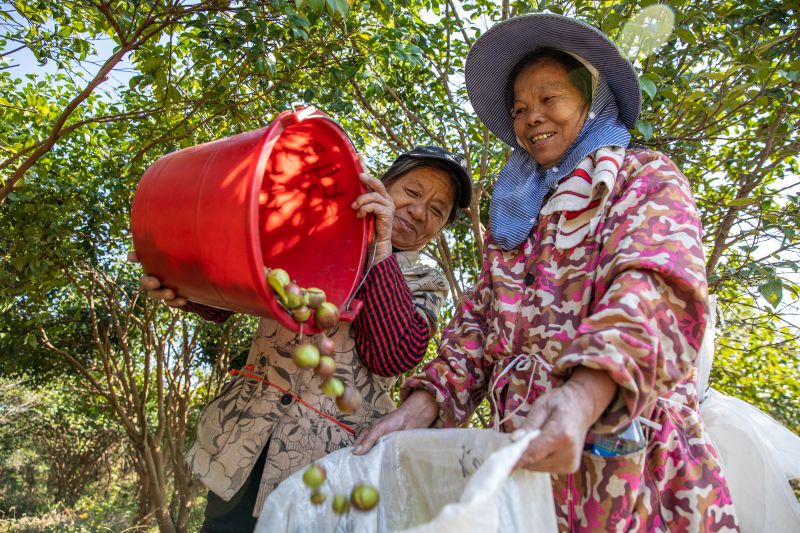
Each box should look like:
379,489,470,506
590,419,646,456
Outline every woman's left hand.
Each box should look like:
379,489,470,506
515,367,617,473
351,168,395,262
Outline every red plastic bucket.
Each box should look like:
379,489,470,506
131,107,369,333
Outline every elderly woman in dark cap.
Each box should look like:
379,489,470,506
136,145,471,532
354,13,739,531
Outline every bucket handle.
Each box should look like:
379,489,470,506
285,103,318,124
343,222,378,313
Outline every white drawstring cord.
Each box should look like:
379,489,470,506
489,354,664,435
634,396,704,434
636,416,662,432
529,352,554,372
489,353,543,431
497,353,555,429
485,353,667,438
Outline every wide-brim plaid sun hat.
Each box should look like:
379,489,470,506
465,13,641,147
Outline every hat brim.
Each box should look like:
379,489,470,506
465,13,641,146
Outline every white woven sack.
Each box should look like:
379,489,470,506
697,295,800,532
256,427,557,533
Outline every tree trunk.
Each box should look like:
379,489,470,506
133,456,154,525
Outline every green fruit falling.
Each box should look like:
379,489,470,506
283,282,304,309
292,305,312,322
335,385,360,414
302,463,326,489
332,494,350,514
314,301,340,330
321,377,344,398
350,483,380,511
316,355,336,380
293,343,320,369
266,268,290,301
316,335,336,356
304,287,327,309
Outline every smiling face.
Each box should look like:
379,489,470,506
386,166,455,251
511,59,589,168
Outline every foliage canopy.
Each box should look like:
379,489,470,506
1,0,798,530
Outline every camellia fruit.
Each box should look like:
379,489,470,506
350,483,380,511
302,464,326,490
332,494,350,514
283,282,304,309
316,356,336,380
304,287,327,309
321,377,344,398
310,491,326,505
266,268,290,301
293,343,320,369
335,385,361,414
292,305,312,323
316,335,335,357
314,302,340,330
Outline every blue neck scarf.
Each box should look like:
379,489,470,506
489,74,631,251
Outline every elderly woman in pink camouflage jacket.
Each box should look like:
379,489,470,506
354,13,739,532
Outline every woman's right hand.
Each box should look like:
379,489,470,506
127,251,187,307
352,389,439,455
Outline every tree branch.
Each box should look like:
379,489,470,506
705,97,790,277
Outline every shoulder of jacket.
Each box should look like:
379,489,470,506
393,251,448,294
622,148,672,169
613,149,695,209
622,149,687,183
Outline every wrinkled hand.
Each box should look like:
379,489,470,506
350,166,395,262
515,368,617,474
352,390,438,455
127,251,187,307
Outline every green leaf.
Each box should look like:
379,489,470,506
754,34,791,58
728,197,758,207
335,0,350,18
725,83,751,100
635,119,654,140
759,278,783,308
365,80,383,98
307,0,325,12
288,14,310,29
673,27,695,44
140,57,162,74
639,76,657,99
128,75,144,89
603,12,624,32
705,71,728,81
779,69,799,82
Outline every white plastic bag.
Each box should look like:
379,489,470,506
701,390,800,532
697,296,800,532
256,428,557,533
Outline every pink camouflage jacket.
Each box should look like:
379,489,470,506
403,149,740,532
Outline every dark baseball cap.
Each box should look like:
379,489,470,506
392,146,472,209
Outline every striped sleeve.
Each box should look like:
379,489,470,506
182,301,235,323
352,255,432,377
